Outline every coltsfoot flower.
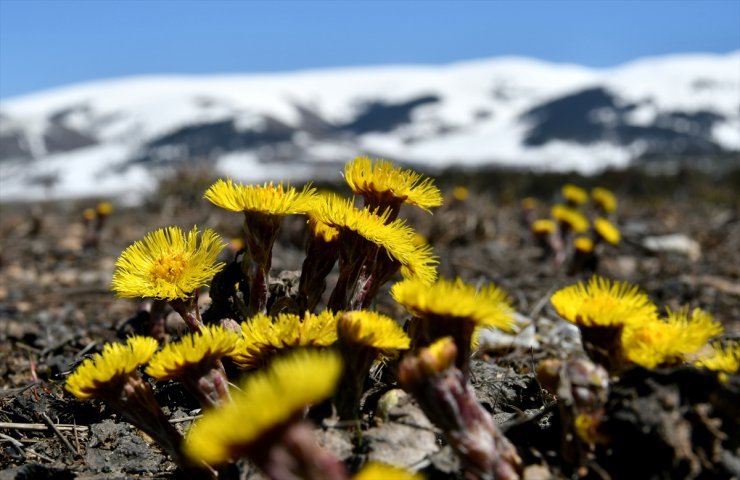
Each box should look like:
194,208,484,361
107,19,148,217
623,307,723,369
205,179,318,315
593,217,621,245
204,179,317,215
392,277,514,377
398,337,521,480
568,236,597,275
66,336,158,400
112,226,225,302
146,325,240,408
66,336,188,467
353,463,422,480
551,276,657,329
591,187,618,213
231,310,338,370
551,204,589,234
313,195,438,282
338,310,410,355
531,219,562,261
312,195,438,310
344,156,443,219
551,276,659,373
531,219,557,236
562,184,588,206
298,198,342,312
185,349,346,479
334,311,410,418
694,341,739,381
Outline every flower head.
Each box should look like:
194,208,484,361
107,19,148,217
112,226,225,301
393,277,514,377
185,349,342,465
594,217,621,245
353,463,423,480
308,215,340,243
532,219,557,235
231,311,338,369
562,184,588,205
592,187,618,213
622,307,723,368
574,236,594,253
82,208,96,222
550,276,658,328
96,201,113,216
551,204,589,233
145,325,240,380
204,179,317,215
344,156,443,213
521,197,538,210
452,186,469,202
392,277,515,332
694,341,739,376
312,195,438,284
66,336,158,400
338,311,410,355
335,310,411,418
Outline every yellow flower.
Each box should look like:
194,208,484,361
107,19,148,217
145,325,240,380
623,308,723,368
550,276,658,328
335,311,411,417
344,156,443,212
551,204,589,233
574,236,594,253
531,219,557,235
353,463,424,480
96,201,113,216
694,341,739,376
562,184,588,205
452,186,469,202
65,336,158,400
312,195,438,284
392,277,515,332
231,311,338,369
594,217,620,245
521,197,538,210
309,216,340,243
82,208,96,221
338,311,410,354
574,412,607,445
112,226,225,301
399,336,458,383
204,179,317,215
185,349,342,465
592,187,618,213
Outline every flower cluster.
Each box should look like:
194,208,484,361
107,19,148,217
525,184,622,274
551,275,724,374
63,156,737,480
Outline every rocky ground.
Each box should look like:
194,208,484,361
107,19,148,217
0,166,739,479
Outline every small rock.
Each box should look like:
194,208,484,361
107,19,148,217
364,393,439,470
85,419,171,474
523,464,552,480
477,313,540,350
643,234,701,261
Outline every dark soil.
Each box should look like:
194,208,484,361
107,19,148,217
1,167,739,479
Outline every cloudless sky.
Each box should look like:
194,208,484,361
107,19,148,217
1,0,738,99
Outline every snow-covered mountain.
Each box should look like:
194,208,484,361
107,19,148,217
1,52,739,202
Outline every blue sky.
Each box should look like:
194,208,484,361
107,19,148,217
1,0,738,99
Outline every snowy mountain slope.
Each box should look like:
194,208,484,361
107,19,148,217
1,52,738,201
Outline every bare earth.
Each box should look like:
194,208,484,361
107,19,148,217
1,167,739,479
